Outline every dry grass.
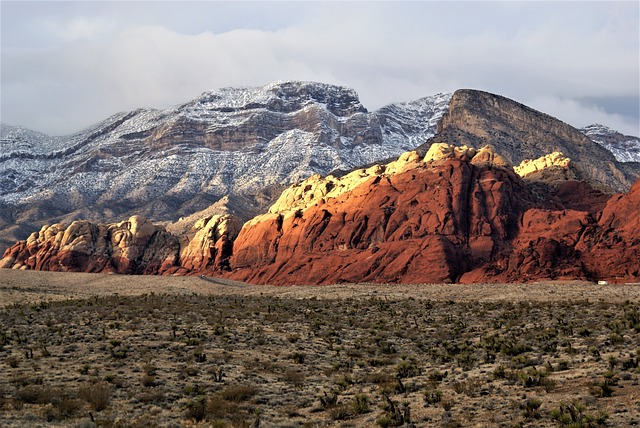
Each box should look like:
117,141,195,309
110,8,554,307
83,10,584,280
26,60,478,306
0,269,638,426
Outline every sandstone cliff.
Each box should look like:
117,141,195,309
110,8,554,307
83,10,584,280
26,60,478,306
0,216,180,274
224,145,639,285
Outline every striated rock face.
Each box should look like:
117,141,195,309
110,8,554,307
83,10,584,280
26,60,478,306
0,216,181,274
2,145,638,284
177,214,243,273
428,90,639,193
226,150,533,285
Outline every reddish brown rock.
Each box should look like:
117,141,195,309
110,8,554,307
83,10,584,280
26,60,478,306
224,155,535,285
576,179,640,282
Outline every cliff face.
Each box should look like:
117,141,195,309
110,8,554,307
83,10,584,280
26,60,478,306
4,145,637,285
222,146,638,285
429,90,639,193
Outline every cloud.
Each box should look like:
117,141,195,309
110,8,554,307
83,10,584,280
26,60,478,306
43,17,116,42
1,2,638,137
527,96,640,137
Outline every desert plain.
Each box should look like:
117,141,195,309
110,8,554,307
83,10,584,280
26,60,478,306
0,269,639,427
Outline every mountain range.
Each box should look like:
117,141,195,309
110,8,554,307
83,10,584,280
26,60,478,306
1,81,451,251
1,82,639,284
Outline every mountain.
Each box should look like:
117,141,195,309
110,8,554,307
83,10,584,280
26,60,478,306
0,81,451,252
422,90,639,194
580,124,640,163
3,145,638,284
3,85,640,282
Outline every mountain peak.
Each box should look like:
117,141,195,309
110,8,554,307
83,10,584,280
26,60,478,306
186,80,367,117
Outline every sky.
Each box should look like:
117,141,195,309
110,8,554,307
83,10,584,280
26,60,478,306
1,1,639,137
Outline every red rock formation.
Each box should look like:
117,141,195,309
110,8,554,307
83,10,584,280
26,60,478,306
225,149,537,285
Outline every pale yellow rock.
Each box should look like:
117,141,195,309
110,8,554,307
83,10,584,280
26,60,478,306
424,143,476,162
514,152,571,178
180,214,242,263
0,256,16,269
470,145,511,168
60,221,96,254
268,150,425,216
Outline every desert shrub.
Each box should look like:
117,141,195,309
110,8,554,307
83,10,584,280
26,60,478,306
500,339,531,356
137,389,166,404
182,366,199,377
377,395,410,427
427,369,448,382
42,395,83,422
395,359,419,378
283,368,305,389
335,373,354,390
78,381,112,411
424,388,442,405
141,374,156,387
518,367,549,388
206,394,239,419
6,354,20,368
352,393,370,414
220,384,256,403
290,351,305,364
184,384,206,396
329,403,352,420
15,385,51,404
320,390,338,409
451,378,483,397
142,364,157,376
185,395,207,422
520,397,542,419
550,401,608,427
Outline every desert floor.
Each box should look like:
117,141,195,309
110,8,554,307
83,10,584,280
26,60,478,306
0,269,638,427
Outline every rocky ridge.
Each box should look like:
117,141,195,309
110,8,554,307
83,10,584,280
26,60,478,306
3,144,638,285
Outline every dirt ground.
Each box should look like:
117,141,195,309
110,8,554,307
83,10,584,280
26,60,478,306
2,269,639,307
0,269,639,427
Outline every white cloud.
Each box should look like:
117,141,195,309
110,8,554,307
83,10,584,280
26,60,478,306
44,17,116,42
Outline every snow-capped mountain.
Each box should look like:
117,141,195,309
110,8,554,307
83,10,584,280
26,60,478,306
580,124,640,163
0,81,451,249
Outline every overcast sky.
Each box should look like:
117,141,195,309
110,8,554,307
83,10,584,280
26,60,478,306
1,1,639,137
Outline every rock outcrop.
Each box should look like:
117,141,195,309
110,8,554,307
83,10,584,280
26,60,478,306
176,214,242,273
0,216,181,274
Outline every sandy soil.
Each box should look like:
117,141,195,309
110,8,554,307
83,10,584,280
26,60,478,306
2,269,639,307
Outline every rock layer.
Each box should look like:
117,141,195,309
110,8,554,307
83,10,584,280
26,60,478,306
0,216,181,274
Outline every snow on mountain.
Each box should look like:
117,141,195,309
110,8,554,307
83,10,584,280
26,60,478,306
0,82,452,230
581,124,640,163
